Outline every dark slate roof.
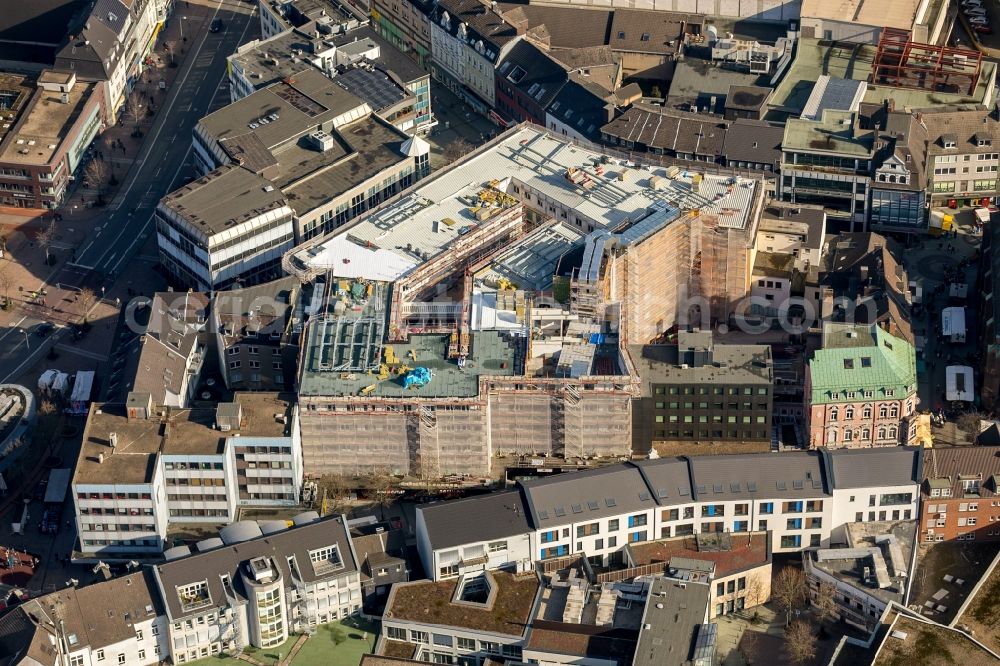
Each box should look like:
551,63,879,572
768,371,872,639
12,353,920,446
520,465,657,527
90,0,130,35
331,26,426,85
153,515,358,620
632,458,694,504
722,118,785,169
497,40,568,109
546,78,610,141
431,0,519,64
418,489,532,549
608,9,689,55
633,578,712,666
686,451,829,501
823,447,923,489
498,3,611,48
601,105,728,159
760,203,826,247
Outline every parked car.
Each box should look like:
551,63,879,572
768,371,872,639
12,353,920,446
975,24,994,33
210,18,224,32
35,322,54,337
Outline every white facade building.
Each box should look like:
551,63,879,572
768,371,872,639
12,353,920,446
72,393,302,559
416,448,922,581
152,515,363,663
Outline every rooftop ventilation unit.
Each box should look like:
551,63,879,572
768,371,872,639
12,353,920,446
306,130,335,152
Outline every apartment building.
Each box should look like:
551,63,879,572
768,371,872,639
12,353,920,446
152,514,362,662
127,291,209,408
982,220,1000,410
920,446,1000,543
0,572,169,666
921,105,1000,208
806,323,918,449
72,392,301,558
414,448,922,581
0,71,103,210
369,0,434,68
54,0,160,123
629,330,774,452
428,0,522,117
803,521,915,632
494,40,568,127
228,25,433,133
213,277,300,391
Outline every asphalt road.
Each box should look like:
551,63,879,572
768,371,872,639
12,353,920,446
0,2,255,382
73,2,255,276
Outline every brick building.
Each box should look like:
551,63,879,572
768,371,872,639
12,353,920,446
806,323,918,448
920,446,1000,544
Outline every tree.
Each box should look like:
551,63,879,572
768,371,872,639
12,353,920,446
36,221,56,266
811,580,840,628
443,138,474,163
369,467,396,522
957,410,987,440
84,159,109,205
164,40,177,67
772,566,807,626
739,628,760,666
743,571,770,621
103,134,118,185
784,620,817,665
78,287,96,326
125,93,144,137
0,265,13,309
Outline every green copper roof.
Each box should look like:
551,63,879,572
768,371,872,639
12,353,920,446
809,324,916,405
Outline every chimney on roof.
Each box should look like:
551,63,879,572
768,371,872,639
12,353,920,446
109,432,118,449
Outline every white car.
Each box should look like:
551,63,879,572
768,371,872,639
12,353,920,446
967,7,987,14
962,0,983,6
969,15,990,24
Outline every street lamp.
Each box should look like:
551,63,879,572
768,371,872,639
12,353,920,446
18,328,28,350
180,16,187,41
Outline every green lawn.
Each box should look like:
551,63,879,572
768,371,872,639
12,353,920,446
190,617,379,666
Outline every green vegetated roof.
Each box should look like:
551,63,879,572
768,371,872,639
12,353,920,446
809,325,916,405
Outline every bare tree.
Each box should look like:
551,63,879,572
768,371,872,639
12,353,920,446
125,93,144,137
164,40,177,66
772,566,807,626
739,628,760,666
320,474,353,515
78,287,96,325
103,134,118,184
957,410,987,440
84,159,109,204
368,467,396,522
743,572,769,621
811,580,840,627
442,138,474,163
784,620,817,665
0,265,13,309
36,222,56,266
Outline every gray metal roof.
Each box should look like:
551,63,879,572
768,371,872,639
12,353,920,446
633,578,711,666
631,458,693,504
419,489,532,549
153,515,357,620
823,447,922,489
686,451,828,501
520,465,657,527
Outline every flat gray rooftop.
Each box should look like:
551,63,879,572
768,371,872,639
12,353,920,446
159,164,290,237
630,342,773,387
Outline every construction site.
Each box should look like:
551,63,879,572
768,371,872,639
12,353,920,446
287,125,766,480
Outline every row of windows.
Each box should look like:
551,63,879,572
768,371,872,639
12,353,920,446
78,492,152,500
80,507,154,516
654,386,769,396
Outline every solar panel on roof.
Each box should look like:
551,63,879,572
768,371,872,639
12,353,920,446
605,498,617,507
679,488,690,496
639,491,651,501
554,506,566,517
538,510,549,519
697,485,707,494
776,481,787,490
812,480,823,489
657,489,669,498
571,504,583,514
713,483,724,493
747,481,758,492
731,483,741,493
792,480,804,490
587,500,599,510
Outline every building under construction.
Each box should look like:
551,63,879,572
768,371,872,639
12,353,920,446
287,125,764,479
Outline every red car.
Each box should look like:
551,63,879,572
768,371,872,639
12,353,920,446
974,25,993,34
